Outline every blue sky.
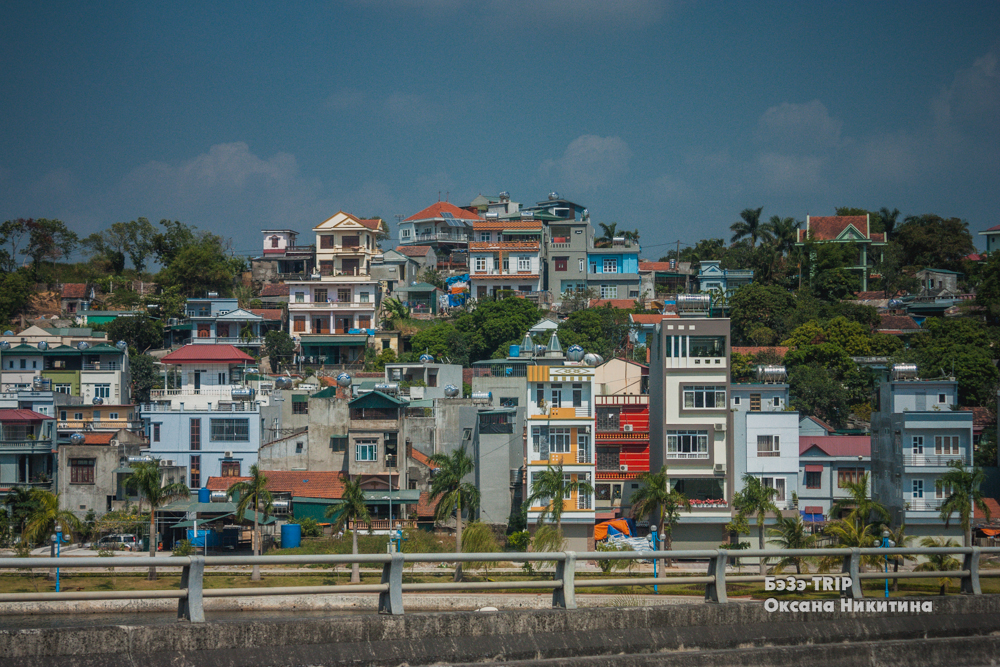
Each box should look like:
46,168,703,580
1,1,998,258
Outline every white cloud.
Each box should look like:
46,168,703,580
755,100,843,153
539,135,632,193
755,153,825,193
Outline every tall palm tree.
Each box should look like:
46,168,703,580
762,215,801,257
821,517,883,572
938,461,991,547
730,207,770,247
429,445,480,582
325,478,370,583
767,514,817,574
629,466,691,566
732,474,781,574
886,524,914,592
227,464,272,582
877,207,900,240
830,472,890,532
914,537,961,595
526,463,594,530
125,460,190,580
622,229,640,246
4,486,41,538
23,490,81,545
597,222,619,248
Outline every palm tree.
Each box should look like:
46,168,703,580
428,445,480,582
767,514,817,574
227,464,272,582
125,460,190,580
381,297,410,325
4,486,41,538
23,490,81,545
821,517,884,572
732,474,781,575
597,222,619,248
886,524,914,592
914,537,961,595
730,207,770,247
830,472,890,532
324,478,370,583
622,229,640,246
762,215,801,257
629,466,691,566
938,461,991,547
877,207,900,240
526,463,594,530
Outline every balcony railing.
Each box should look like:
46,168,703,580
288,301,374,310
190,337,265,346
0,440,53,450
150,387,237,398
140,402,260,413
903,454,966,466
907,498,945,511
58,420,143,431
411,232,469,242
348,519,418,532
82,362,121,371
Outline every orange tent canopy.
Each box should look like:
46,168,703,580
594,519,631,541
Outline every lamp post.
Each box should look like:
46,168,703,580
877,529,896,598
50,531,64,592
649,525,660,594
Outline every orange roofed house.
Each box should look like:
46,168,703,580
398,201,480,270
796,215,887,291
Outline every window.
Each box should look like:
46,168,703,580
293,317,306,332
69,458,95,484
597,407,621,431
315,288,328,303
210,419,249,442
763,477,786,502
689,335,725,357
911,479,924,498
190,418,201,451
935,435,959,456
19,359,25,369
577,432,591,463
518,256,531,271
757,435,779,457
401,229,411,240
837,467,864,488
337,288,350,302
190,455,201,489
293,401,308,415
554,257,568,271
320,235,334,249
153,423,161,442
296,441,304,453
600,284,618,299
356,439,378,462
74,412,83,420
732,396,741,407
536,385,545,408
94,384,111,399
475,257,487,272
750,394,761,412
805,471,821,489
912,436,924,454
551,385,562,408
359,292,370,303
330,436,347,452
60,410,67,421
579,258,585,272
938,393,947,404
463,428,473,441
271,236,279,248
683,386,726,409
936,482,953,499
572,385,582,407
220,460,241,477
603,258,618,273
295,292,305,303
666,430,709,458
550,427,571,453
55,383,71,394
479,231,491,242
342,235,359,248
109,412,119,420
499,397,518,408
772,396,781,407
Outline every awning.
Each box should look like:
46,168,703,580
170,323,195,330
981,527,1000,537
503,229,541,235
291,394,309,403
804,506,824,514
172,513,233,529
804,464,824,473
300,335,367,346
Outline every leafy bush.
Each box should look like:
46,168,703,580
595,541,629,574
462,521,501,573
172,539,195,557
288,517,322,538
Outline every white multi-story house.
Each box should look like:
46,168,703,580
286,278,378,367
398,201,479,268
648,317,733,549
524,337,596,551
141,344,263,488
313,212,387,278
0,338,131,405
469,218,543,301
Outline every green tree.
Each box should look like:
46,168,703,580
22,490,81,546
82,223,129,274
732,474,781,574
787,364,851,427
324,479,370,583
125,218,157,273
830,472,889,531
152,219,197,267
125,460,190,580
937,461,991,547
914,537,962,595
459,296,540,363
762,215,801,257
629,466,691,566
415,267,445,290
910,317,999,406
727,283,796,345
526,463,594,531
263,330,295,373
821,517,883,571
886,524,914,592
227,464,272,581
730,207,769,247
4,486,41,538
596,222,619,248
556,305,635,360
107,313,163,353
766,515,817,574
876,207,901,240
0,219,30,273
408,321,470,366
129,353,158,403
21,218,77,279
462,521,501,575
158,234,237,296
428,445,480,581
0,270,34,324
895,214,974,270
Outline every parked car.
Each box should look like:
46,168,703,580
96,534,139,551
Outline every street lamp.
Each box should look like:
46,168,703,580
876,529,896,598
649,525,662,594
50,531,66,592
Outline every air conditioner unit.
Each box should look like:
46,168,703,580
623,424,633,432
619,464,628,472
165,460,175,466
224,451,233,458
714,423,726,431
110,439,119,447
714,463,726,473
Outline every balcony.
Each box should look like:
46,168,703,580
0,440,55,454
411,232,469,243
348,519,417,532
907,498,944,511
140,402,260,413
58,420,144,431
903,454,966,466
190,337,264,346
288,301,374,311
82,362,122,371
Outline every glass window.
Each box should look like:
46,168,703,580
757,435,779,457
763,477,786,501
935,435,959,455
683,386,726,409
314,289,328,303
190,455,200,489
600,284,618,299
69,458,95,484
689,336,725,357
479,231,491,242
837,467,863,488
579,258,585,272
550,427,571,453
551,385,562,407
805,471,821,488
356,439,378,461
293,401,308,414
603,258,618,273
210,419,250,442
911,479,923,498
518,256,531,271
220,460,241,477
666,430,709,458
330,436,347,452
94,384,111,398
190,418,201,451
912,436,924,454
153,423,160,442
475,257,487,272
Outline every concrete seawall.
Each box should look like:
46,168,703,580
2,596,998,667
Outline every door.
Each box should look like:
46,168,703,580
193,371,201,392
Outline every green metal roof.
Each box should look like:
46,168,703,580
310,386,338,399
349,390,406,408
393,282,440,293
300,335,368,346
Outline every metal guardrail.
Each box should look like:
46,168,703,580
0,546,997,622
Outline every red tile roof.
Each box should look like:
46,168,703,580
206,471,348,500
984,224,1000,232
61,283,87,299
959,407,995,427
415,491,440,518
0,409,51,422
82,433,115,445
357,218,386,231
798,215,871,243
405,201,481,222
630,313,679,325
395,245,435,257
732,346,790,359
802,416,835,433
853,290,905,300
799,436,871,458
975,497,1000,520
966,253,984,262
877,315,920,333
639,262,672,272
250,309,283,321
260,284,290,297
161,344,256,365
588,299,635,309
409,447,433,467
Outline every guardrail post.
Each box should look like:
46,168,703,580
552,551,577,610
178,555,205,622
962,547,981,595
841,548,862,599
705,549,727,603
378,553,405,615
